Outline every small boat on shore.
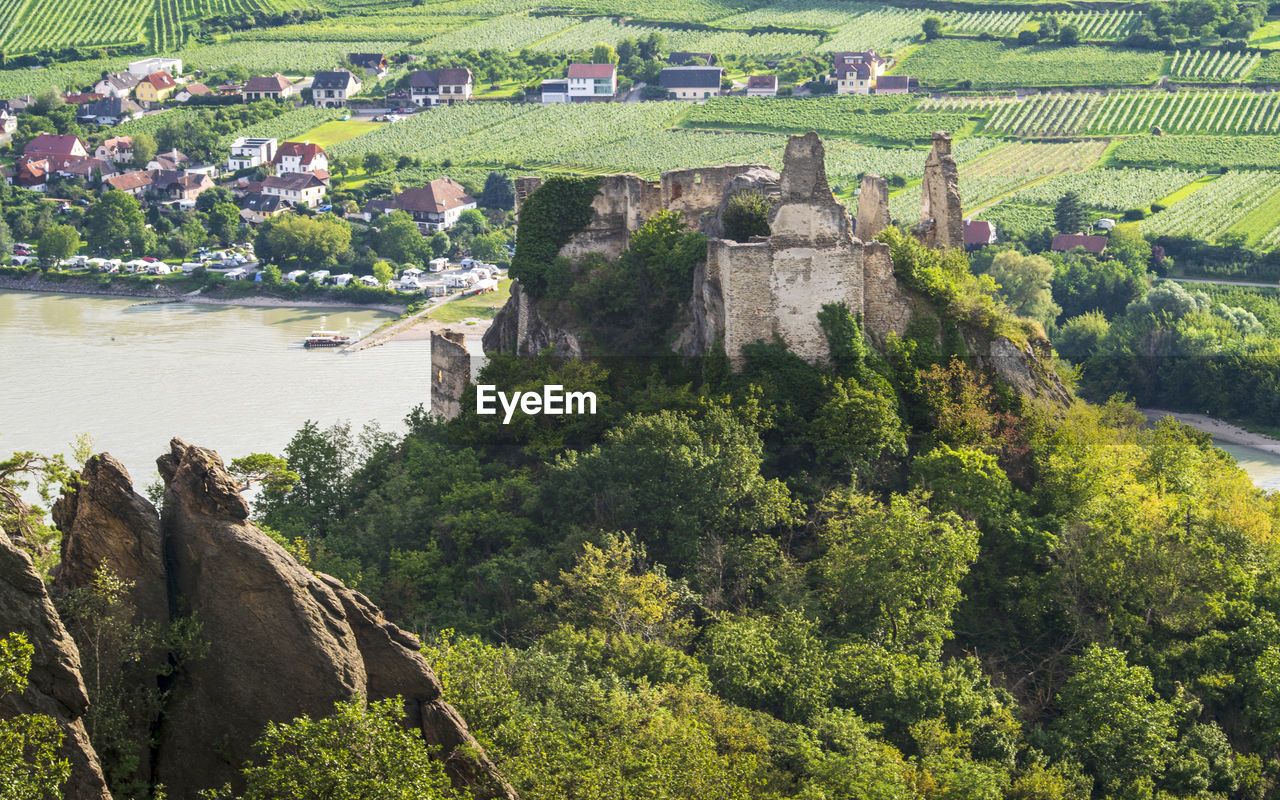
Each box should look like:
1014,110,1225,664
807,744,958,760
303,330,351,348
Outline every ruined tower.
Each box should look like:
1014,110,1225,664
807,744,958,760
855,173,890,241
431,330,474,419
919,131,962,251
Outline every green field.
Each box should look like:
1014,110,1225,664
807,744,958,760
289,119,385,148
429,278,512,324
897,40,1165,89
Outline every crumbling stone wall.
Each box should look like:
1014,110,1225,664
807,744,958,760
663,164,769,230
513,176,542,219
919,132,963,251
855,174,890,241
861,241,917,342
558,174,662,262
431,331,472,420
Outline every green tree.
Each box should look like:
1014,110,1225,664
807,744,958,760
479,171,514,211
207,698,459,800
261,264,282,285
195,185,233,213
808,377,906,486
1054,190,1086,234
592,42,619,64
129,133,157,170
375,211,428,265
362,152,386,174
229,452,297,495
83,190,150,255
255,214,352,270
36,224,81,267
372,260,395,286
922,16,944,40
1059,23,1081,45
700,610,832,722
429,231,450,259
721,190,771,243
469,231,507,262
985,249,1062,326
1056,311,1110,363
0,633,71,800
206,203,241,246
1052,644,1176,799
817,490,979,655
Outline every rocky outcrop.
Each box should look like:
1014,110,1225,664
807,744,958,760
855,173,890,241
918,132,963,251
0,528,112,800
52,455,166,629
48,440,516,800
969,333,1072,407
483,279,583,358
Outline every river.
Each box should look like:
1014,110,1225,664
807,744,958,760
0,291,430,489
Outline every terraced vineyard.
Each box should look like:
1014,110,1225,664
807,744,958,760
985,93,1101,137
889,140,1107,220
1085,90,1280,134
0,0,152,53
974,202,1056,238
532,18,822,56
1057,10,1139,41
1113,134,1280,169
1142,171,1280,240
681,95,965,143
1168,49,1262,81
176,39,411,73
414,13,580,53
1010,168,1201,211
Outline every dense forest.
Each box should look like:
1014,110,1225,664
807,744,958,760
183,215,1280,800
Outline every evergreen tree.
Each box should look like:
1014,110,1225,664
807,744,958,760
1054,190,1086,233
480,171,515,211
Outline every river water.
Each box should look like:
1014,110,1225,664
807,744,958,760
0,291,430,490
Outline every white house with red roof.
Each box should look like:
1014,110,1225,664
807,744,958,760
262,172,329,207
273,141,328,175
567,63,617,101
380,177,477,233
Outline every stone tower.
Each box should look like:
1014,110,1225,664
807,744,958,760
919,131,962,251
855,173,890,241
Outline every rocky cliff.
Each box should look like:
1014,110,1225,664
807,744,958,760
40,441,515,800
0,527,112,800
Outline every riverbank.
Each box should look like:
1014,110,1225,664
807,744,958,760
0,274,402,313
1140,408,1280,455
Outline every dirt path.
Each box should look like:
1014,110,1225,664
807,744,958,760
1140,408,1280,454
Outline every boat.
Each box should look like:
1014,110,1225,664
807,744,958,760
303,330,351,348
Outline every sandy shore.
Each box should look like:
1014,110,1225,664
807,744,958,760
1140,408,1280,455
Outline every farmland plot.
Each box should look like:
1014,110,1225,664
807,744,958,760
1113,135,1280,169
984,93,1102,137
176,39,411,73
1010,168,1202,211
0,0,151,53
1085,91,1280,135
975,203,1056,238
1142,171,1280,240
1169,49,1262,81
414,13,580,53
681,95,965,143
1056,10,1138,41
898,40,1163,88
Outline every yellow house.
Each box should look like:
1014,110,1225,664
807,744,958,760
135,70,177,105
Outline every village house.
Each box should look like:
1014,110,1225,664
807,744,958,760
745,75,778,97
830,51,888,94
241,74,294,102
539,79,569,104
312,70,362,108
0,110,16,137
668,52,716,66
240,192,291,224
228,137,277,171
874,75,916,94
272,141,328,174
262,172,328,207
408,67,473,107
963,219,997,250
63,92,103,106
96,137,135,163
0,96,34,114
349,53,388,77
25,133,89,160
153,170,214,202
105,170,153,198
377,177,476,233
56,157,117,183
148,149,190,172
136,71,178,106
127,57,182,78
78,96,142,126
175,83,211,103
567,63,617,101
1051,233,1108,255
658,66,724,100
94,71,140,98
13,158,49,191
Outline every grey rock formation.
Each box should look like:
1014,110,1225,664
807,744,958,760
483,280,583,358
854,173,890,241
919,131,963,251
0,528,112,800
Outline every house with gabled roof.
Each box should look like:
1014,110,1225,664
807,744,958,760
349,53,388,76
658,66,724,100
378,177,476,233
78,96,142,126
242,74,294,102
25,134,89,160
408,68,473,107
105,170,153,197
567,63,617,101
136,71,178,105
273,141,328,175
263,172,329,207
312,70,362,108
95,71,140,99
830,51,889,94
963,219,997,250
1051,233,1108,255
746,75,778,96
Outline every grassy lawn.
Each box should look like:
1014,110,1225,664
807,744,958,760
1226,187,1280,245
288,119,384,148
429,278,512,324
1153,174,1216,207
1250,18,1280,49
